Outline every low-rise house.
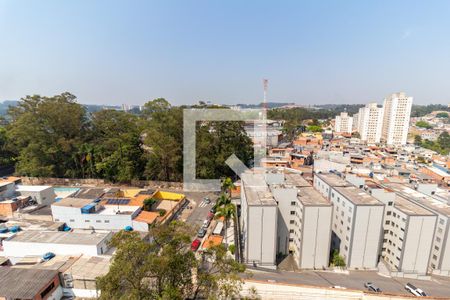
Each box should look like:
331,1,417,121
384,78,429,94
16,185,56,205
0,267,63,300
2,230,112,257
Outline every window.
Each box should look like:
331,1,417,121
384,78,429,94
54,218,60,222
385,221,390,225
40,282,55,299
433,255,438,260
347,217,351,223
96,220,101,223
290,211,295,215
388,201,393,206
291,201,296,206
85,220,90,222
104,220,110,223
440,218,445,225
289,238,294,242
435,245,440,251
289,229,294,233
436,237,441,243
290,220,295,224
387,211,392,216
69,219,75,222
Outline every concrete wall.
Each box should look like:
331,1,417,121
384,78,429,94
349,205,384,269
246,205,277,268
271,187,297,256
300,205,332,269
400,215,436,274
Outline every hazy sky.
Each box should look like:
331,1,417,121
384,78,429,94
1,1,450,105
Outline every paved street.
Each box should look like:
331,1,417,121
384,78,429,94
182,191,218,228
246,269,450,298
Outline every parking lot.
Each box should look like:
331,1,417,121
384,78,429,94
248,269,450,298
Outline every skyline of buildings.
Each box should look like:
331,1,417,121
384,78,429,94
334,92,413,146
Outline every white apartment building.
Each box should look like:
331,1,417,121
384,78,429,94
386,183,450,276
334,112,353,134
381,92,413,146
314,173,384,269
357,103,384,144
51,198,152,232
352,113,359,132
314,172,351,200
240,172,278,268
271,172,332,269
368,185,436,275
330,186,384,269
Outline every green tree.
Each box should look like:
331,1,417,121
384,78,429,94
221,177,235,197
436,112,449,118
0,126,14,166
331,249,346,267
90,109,145,182
215,193,231,208
142,99,183,181
97,222,246,300
415,120,433,129
7,93,88,177
196,121,253,179
414,135,423,146
215,203,236,246
195,244,246,300
143,198,157,211
306,125,323,133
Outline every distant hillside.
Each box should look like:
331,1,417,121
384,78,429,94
233,102,295,109
0,100,19,115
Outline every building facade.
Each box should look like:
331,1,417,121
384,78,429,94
358,103,384,144
334,112,353,134
381,92,413,146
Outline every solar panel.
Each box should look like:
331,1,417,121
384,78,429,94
106,198,130,205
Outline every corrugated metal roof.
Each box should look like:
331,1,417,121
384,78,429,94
0,267,57,298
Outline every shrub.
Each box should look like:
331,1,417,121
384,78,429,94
228,244,236,254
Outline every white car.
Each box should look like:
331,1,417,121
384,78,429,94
405,283,426,296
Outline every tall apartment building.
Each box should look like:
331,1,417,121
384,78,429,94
357,103,384,144
240,172,278,268
385,183,450,276
314,173,384,269
334,112,353,134
271,172,332,269
381,92,413,146
367,184,436,275
352,113,359,132
240,170,332,269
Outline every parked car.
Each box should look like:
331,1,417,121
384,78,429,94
204,197,211,204
210,206,217,213
207,212,215,221
364,282,381,293
191,239,201,251
203,219,211,228
405,283,426,296
197,227,207,238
